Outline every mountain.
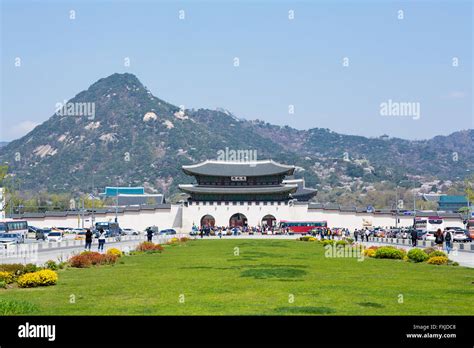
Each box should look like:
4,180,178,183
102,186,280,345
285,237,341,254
0,73,472,200
0,142,9,148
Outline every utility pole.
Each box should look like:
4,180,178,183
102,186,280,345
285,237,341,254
395,185,399,229
115,186,118,223
413,181,417,227
91,171,95,228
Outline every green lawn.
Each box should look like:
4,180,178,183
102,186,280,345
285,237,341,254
1,239,473,315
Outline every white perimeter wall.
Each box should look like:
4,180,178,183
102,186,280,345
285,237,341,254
20,202,465,233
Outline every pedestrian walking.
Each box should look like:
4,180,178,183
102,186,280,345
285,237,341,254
410,228,418,247
85,228,93,251
98,228,106,252
354,229,358,242
444,229,453,254
146,227,153,242
434,229,444,250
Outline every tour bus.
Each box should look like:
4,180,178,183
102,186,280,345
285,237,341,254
0,219,29,242
94,221,121,237
414,216,443,233
467,219,474,239
279,220,328,234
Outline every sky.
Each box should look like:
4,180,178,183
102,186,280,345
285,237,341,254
0,0,472,141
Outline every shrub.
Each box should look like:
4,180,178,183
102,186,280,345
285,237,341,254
106,248,123,257
17,269,58,288
428,250,447,258
24,263,39,273
299,236,316,242
0,264,25,276
346,238,354,244
180,237,190,242
336,240,348,246
44,260,58,271
136,242,164,253
423,247,437,255
69,254,92,268
363,249,376,257
374,246,406,260
0,263,38,276
427,256,448,265
169,237,179,244
0,280,5,289
320,239,335,246
452,262,459,266
407,248,429,263
69,252,118,268
0,271,14,284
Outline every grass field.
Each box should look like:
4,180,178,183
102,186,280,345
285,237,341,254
1,239,473,315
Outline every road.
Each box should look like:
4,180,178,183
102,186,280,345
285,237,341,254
0,235,177,265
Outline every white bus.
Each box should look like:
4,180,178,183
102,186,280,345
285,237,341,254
414,216,443,233
0,219,29,242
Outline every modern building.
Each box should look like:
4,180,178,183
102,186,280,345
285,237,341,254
438,195,469,212
100,186,164,207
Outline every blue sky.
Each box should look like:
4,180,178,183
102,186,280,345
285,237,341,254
1,0,472,141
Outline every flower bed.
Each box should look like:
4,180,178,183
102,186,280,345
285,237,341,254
374,246,406,260
135,241,164,253
407,248,429,263
69,251,118,268
427,256,449,265
17,269,58,288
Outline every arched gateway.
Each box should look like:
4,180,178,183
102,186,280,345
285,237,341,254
200,214,215,228
229,213,248,227
261,214,276,227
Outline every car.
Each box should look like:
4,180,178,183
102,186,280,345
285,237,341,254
28,226,39,233
416,229,427,240
46,232,63,242
36,228,52,241
122,228,139,235
75,231,87,240
424,232,436,241
0,233,24,244
452,230,470,243
159,229,177,235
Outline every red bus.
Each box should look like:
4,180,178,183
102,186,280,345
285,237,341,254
467,219,474,239
279,220,327,234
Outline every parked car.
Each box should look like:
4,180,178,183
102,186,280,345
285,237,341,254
46,232,63,242
0,233,24,245
36,228,52,241
122,228,139,235
28,226,39,233
75,231,87,240
452,230,470,243
159,229,177,235
416,230,427,240
424,232,436,241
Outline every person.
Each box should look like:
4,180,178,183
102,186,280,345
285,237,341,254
85,228,93,251
365,229,370,242
354,229,358,242
98,228,106,252
200,228,204,239
434,228,444,250
146,227,153,242
444,229,453,254
218,229,222,239
410,228,418,247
